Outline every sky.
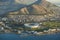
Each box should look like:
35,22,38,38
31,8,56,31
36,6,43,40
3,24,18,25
46,0,60,6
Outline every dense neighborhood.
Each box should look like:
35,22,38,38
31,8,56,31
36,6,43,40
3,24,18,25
0,14,60,35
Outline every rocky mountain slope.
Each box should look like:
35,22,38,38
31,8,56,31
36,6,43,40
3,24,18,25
8,0,56,15
0,0,42,15
2,0,60,23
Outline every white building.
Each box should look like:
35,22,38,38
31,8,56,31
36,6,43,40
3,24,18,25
24,23,39,28
2,17,8,21
0,27,4,30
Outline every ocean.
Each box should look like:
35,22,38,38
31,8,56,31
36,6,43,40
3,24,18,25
0,33,60,40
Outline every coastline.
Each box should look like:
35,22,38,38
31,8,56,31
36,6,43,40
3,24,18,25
0,28,60,36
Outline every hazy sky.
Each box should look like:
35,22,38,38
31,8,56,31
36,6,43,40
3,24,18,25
46,0,60,6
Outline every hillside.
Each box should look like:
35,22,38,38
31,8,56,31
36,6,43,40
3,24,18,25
1,0,60,23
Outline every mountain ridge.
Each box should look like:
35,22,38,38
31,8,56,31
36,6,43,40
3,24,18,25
7,0,57,15
1,0,60,23
0,0,60,18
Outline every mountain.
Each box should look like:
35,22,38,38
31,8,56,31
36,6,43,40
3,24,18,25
0,0,43,15
8,5,53,15
41,0,60,15
7,0,60,15
15,0,38,5
1,0,60,23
